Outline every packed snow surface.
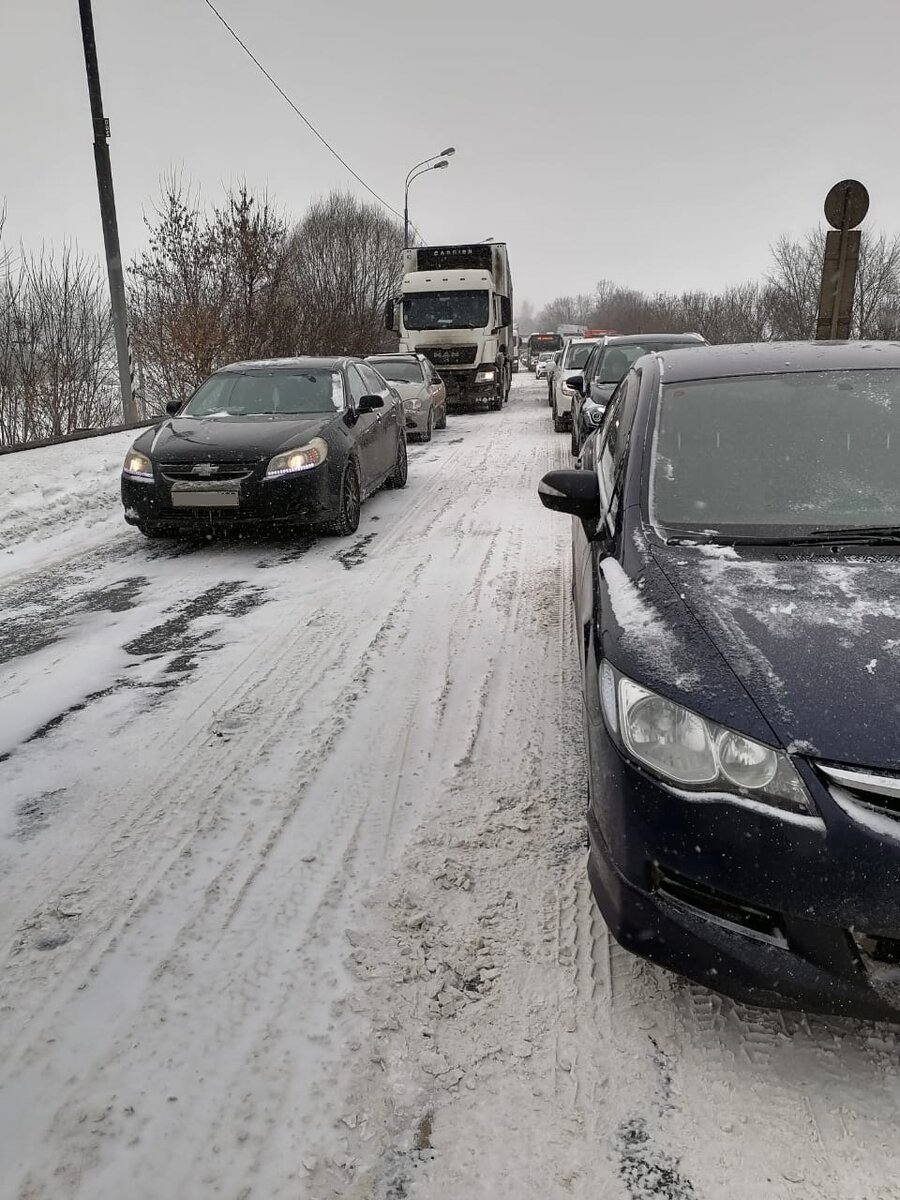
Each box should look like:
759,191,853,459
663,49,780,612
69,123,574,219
2,377,900,1199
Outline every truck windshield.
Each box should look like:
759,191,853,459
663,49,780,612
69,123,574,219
403,291,489,330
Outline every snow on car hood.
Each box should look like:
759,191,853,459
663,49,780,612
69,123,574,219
654,546,900,769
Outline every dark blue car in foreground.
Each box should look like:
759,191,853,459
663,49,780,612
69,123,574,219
540,340,900,1018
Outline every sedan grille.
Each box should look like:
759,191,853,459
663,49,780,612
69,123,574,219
159,461,257,482
817,763,900,821
419,345,478,367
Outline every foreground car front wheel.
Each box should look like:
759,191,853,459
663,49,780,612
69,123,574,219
330,461,361,535
385,434,408,489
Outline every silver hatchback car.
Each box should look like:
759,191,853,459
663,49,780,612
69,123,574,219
366,353,448,442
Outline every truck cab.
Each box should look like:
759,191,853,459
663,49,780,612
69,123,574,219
387,244,513,411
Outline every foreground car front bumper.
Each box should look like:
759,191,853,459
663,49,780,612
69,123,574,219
122,461,338,530
587,722,900,1019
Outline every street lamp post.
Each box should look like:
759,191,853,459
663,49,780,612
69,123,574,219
404,147,455,248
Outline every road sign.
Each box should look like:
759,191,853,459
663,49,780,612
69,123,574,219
816,180,868,339
823,179,869,231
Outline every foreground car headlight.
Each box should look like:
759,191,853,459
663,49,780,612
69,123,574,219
265,437,328,478
585,405,605,426
123,449,153,479
602,664,812,815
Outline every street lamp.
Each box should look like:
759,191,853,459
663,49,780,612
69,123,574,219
404,147,455,248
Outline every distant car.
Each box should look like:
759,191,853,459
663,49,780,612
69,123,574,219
366,352,447,442
549,338,603,429
539,339,900,1019
535,352,556,380
121,356,407,539
544,350,563,398
569,333,708,454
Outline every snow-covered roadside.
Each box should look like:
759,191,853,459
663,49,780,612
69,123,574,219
0,430,138,580
3,378,900,1200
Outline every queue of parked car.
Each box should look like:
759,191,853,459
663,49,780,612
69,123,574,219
538,332,900,1021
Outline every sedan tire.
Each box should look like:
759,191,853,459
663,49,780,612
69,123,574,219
571,419,580,456
385,434,408,489
421,407,434,443
329,460,361,536
436,403,447,430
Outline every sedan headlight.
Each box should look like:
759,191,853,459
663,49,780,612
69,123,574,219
404,397,423,411
265,437,328,478
123,448,153,479
602,664,813,815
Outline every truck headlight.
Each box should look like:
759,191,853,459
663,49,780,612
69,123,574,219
476,368,495,382
606,668,812,815
123,449,153,479
265,437,328,478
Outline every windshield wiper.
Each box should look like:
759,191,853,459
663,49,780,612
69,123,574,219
667,526,900,548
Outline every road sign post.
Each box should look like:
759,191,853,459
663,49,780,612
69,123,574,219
815,179,869,341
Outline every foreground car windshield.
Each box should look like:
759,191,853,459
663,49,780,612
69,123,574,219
651,368,900,537
403,290,489,330
371,360,424,384
183,369,344,417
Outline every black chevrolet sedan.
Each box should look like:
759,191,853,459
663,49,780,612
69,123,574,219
540,340,900,1018
122,357,407,537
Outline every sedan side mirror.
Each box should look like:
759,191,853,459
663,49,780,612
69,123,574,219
538,469,600,520
165,400,183,416
565,375,584,396
358,394,384,414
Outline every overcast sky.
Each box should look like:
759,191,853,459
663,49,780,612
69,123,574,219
2,0,900,314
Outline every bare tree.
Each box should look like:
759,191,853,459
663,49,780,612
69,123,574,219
0,244,117,446
128,177,296,413
287,191,403,355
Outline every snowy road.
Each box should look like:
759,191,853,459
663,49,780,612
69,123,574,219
2,375,900,1199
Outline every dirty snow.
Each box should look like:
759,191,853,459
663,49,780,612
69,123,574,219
2,377,900,1199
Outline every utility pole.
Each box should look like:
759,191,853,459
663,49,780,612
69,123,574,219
78,0,137,422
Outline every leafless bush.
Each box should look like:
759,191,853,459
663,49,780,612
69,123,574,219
0,244,117,446
287,191,403,355
128,178,298,413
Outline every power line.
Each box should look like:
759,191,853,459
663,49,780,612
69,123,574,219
201,0,406,225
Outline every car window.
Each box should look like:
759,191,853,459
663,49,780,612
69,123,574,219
347,366,369,407
370,359,424,385
184,369,344,417
359,363,390,396
563,343,595,370
598,370,641,524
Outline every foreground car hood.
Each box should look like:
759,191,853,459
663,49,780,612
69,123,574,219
142,415,335,462
655,546,900,769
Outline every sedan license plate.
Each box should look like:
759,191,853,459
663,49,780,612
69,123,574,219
171,482,240,508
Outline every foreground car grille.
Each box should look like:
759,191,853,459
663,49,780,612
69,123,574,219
817,763,900,821
159,461,257,482
419,345,478,367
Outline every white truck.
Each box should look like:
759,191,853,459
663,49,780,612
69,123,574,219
386,243,513,411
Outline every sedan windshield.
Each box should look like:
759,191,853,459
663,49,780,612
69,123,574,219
651,369,900,538
370,360,424,384
184,369,343,417
563,343,595,369
403,290,489,330
595,341,701,384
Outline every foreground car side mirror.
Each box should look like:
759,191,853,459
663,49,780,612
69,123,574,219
566,375,584,396
538,469,600,520
358,394,384,414
165,400,183,416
